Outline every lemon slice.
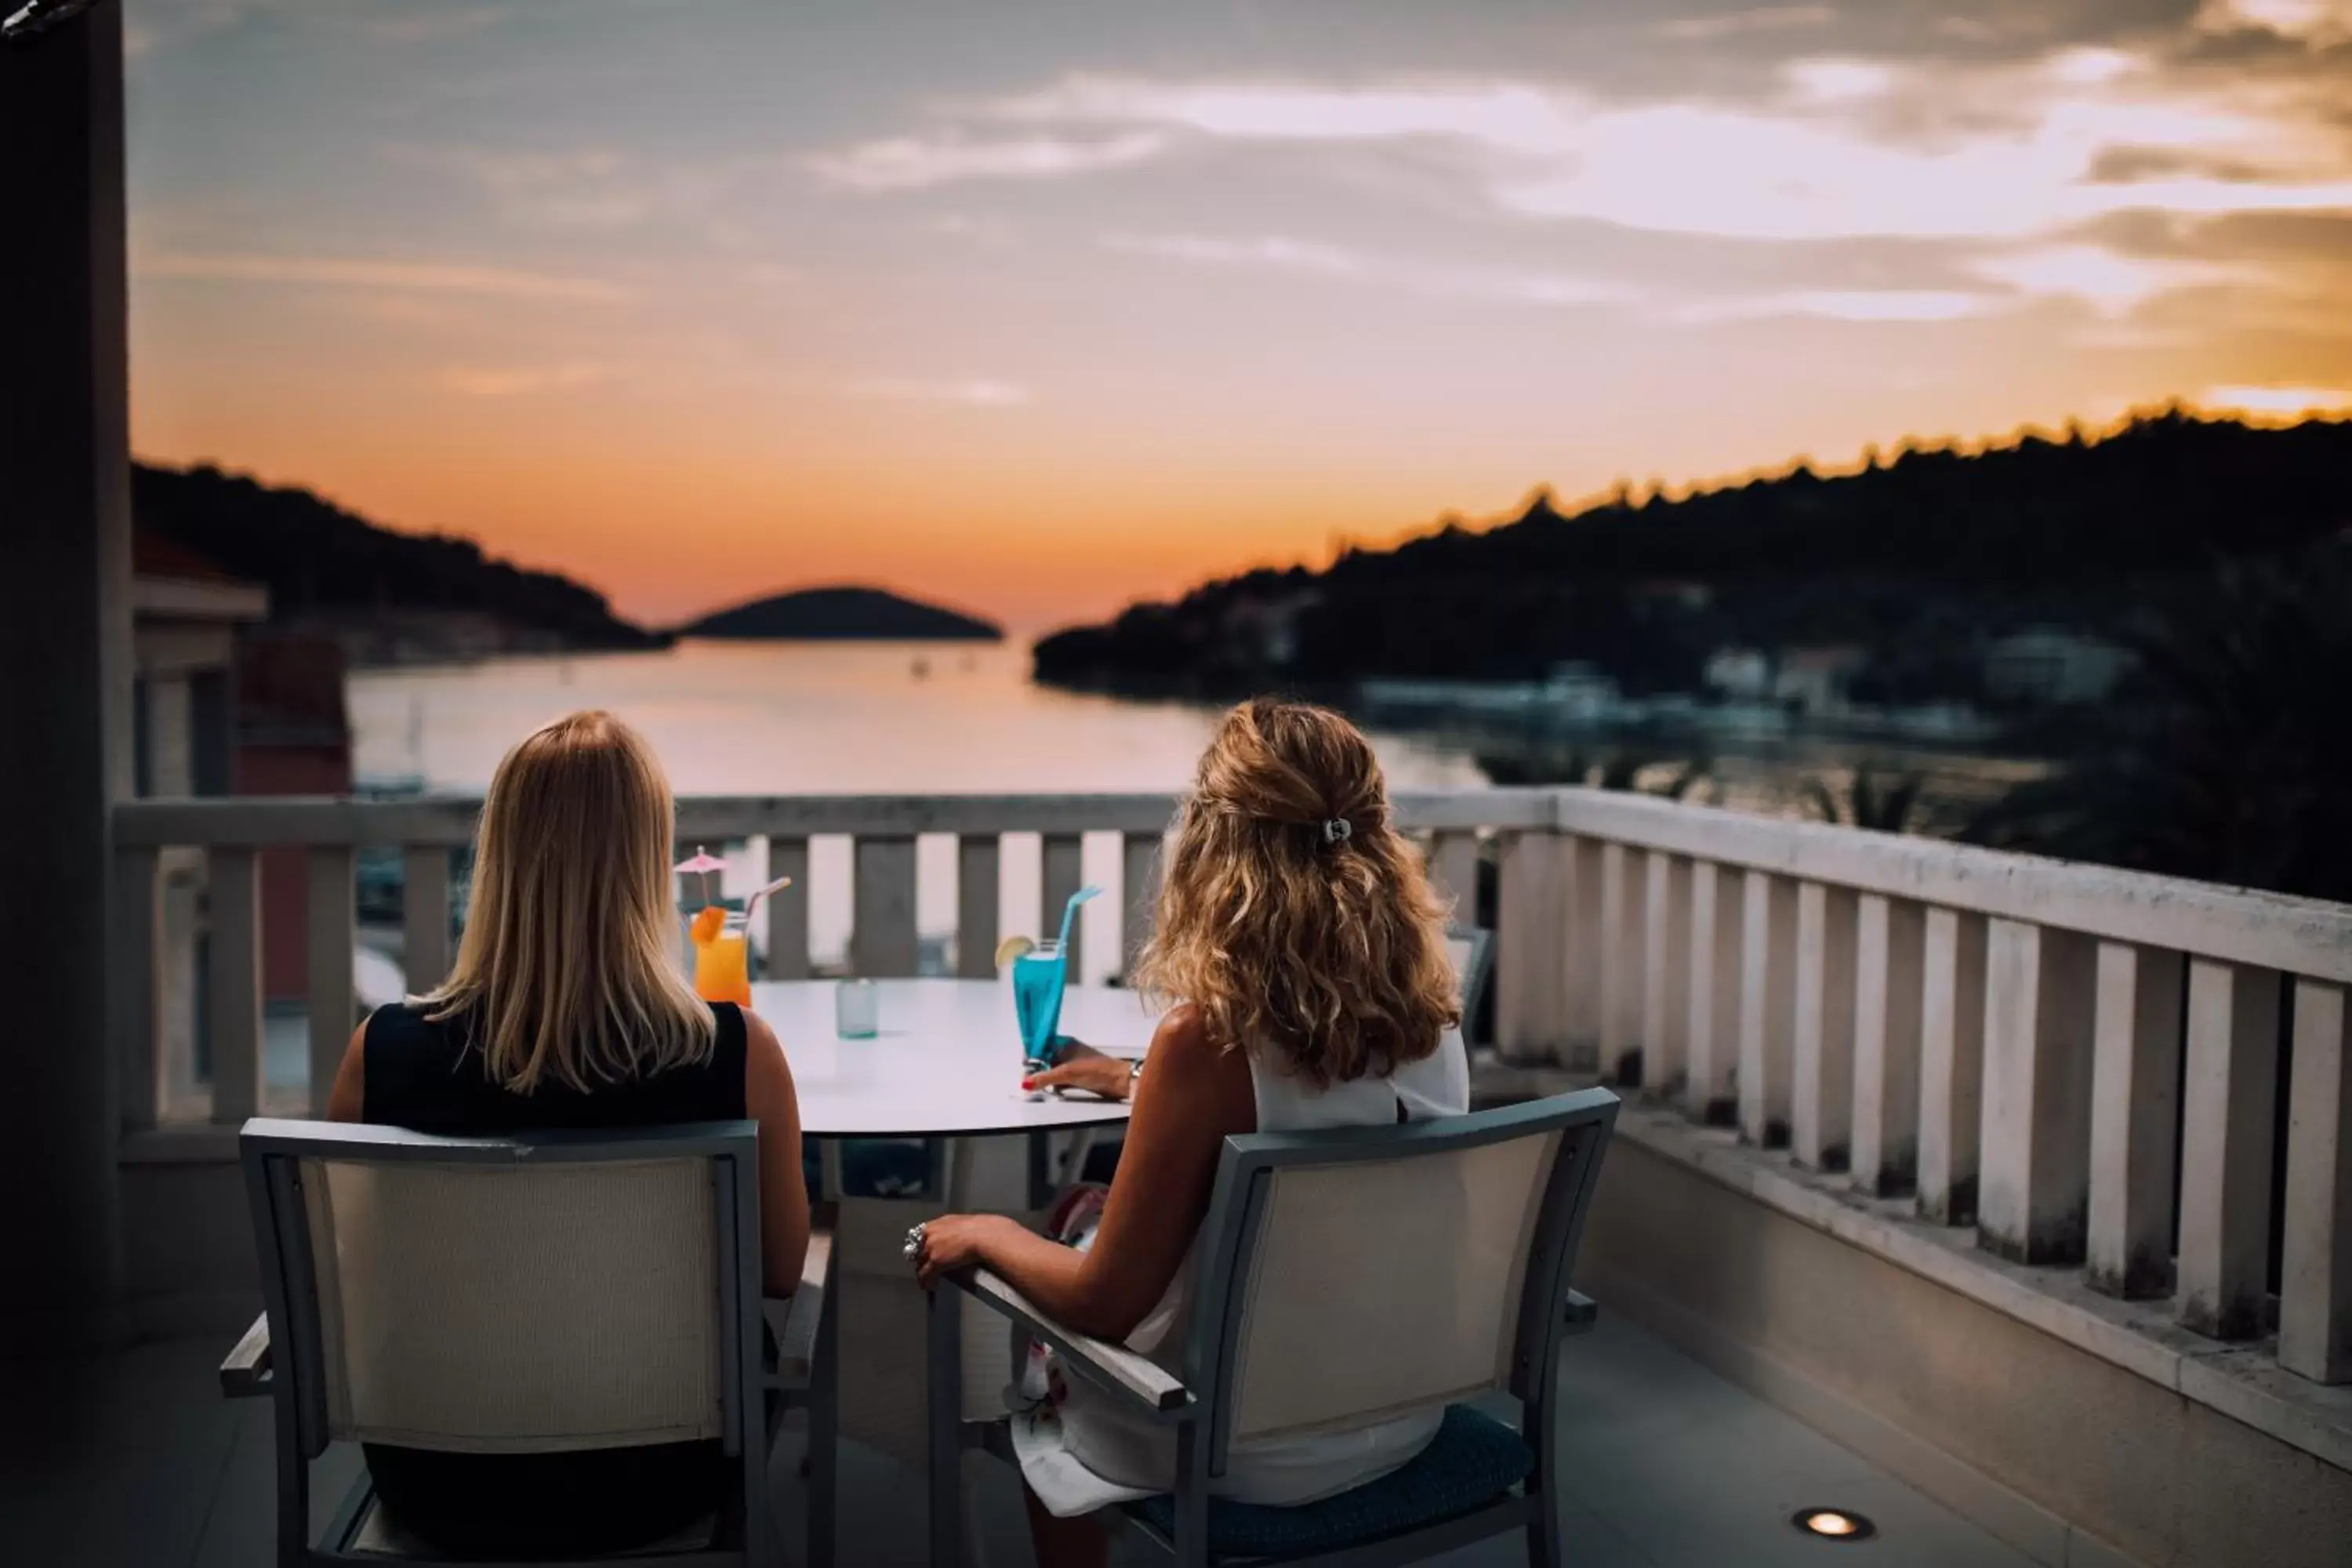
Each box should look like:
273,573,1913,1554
993,934,1036,969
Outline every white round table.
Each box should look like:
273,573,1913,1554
749,978,1160,1139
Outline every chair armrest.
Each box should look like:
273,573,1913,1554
764,1227,837,1385
953,1268,1190,1417
220,1312,272,1398
1563,1290,1599,1335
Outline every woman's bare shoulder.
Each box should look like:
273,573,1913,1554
1142,1003,1254,1123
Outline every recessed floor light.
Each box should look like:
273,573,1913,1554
1792,1508,1878,1542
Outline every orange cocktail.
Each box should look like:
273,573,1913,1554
689,906,753,1007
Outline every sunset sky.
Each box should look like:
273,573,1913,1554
124,0,2352,631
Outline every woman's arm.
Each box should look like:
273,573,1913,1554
916,1006,1255,1341
326,1020,368,1122
743,1010,813,1298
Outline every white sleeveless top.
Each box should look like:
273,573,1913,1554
1012,1029,1472,1516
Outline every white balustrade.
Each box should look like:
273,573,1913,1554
2179,960,2283,1340
1598,843,1646,1081
766,837,811,981
1979,920,2096,1265
1738,870,1798,1148
1564,836,1606,1066
1851,894,1925,1196
1792,882,1859,1173
1919,908,1989,1225
2282,979,2352,1382
1428,829,1480,929
1121,831,1162,978
852,836,920,979
1041,833,1084,978
1640,854,1691,1098
205,846,264,1122
401,844,452,993
1682,860,1742,1124
2085,942,2184,1299
304,845,356,1116
954,835,998,980
1496,830,1568,1064
109,784,2352,1386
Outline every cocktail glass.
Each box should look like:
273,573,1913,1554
692,910,753,1007
1011,939,1067,1062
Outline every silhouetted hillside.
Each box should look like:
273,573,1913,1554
1033,411,2352,702
682,586,1001,641
134,463,666,662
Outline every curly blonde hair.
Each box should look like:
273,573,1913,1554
1133,699,1458,1087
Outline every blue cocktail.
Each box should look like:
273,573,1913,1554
1011,884,1102,1065
1012,939,1068,1062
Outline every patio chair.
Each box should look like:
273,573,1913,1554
218,1118,838,1568
927,1085,1618,1568
1445,925,1494,1047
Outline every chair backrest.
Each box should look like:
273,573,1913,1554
240,1119,762,1460
1181,1088,1615,1472
1446,926,1494,1043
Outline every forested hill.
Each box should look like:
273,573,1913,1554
681,586,1001,641
134,462,666,654
1032,411,2352,700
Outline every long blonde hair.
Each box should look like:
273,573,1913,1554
421,710,715,1093
1133,699,1458,1087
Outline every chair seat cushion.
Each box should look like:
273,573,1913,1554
1127,1405,1532,1560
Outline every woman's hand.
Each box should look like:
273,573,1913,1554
1025,1041,1135,1102
912,1212,1022,1289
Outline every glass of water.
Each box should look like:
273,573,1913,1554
835,978,879,1039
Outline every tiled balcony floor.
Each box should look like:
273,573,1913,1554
0,1312,2036,1567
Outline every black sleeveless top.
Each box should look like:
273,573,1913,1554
358,1000,750,1558
363,998,748,1131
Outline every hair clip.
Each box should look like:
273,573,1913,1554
1321,818,1353,844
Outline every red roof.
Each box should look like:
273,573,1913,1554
132,528,244,585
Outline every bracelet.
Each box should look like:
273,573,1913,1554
1127,1056,1145,1094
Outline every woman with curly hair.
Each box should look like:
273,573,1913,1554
912,698,1468,1567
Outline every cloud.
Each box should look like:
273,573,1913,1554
388,147,731,231
1661,5,1835,42
808,132,1167,191
443,361,615,397
2197,0,2352,42
999,78,1577,156
1105,233,1367,277
880,64,2352,244
135,252,626,302
1102,230,1634,307
851,379,1029,407
2198,383,2352,417
1970,244,2257,314
1677,289,1992,324
1783,58,1896,103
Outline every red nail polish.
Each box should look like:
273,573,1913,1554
1019,1078,1034,1090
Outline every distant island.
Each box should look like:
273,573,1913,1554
681,585,1002,642
134,462,667,666
1033,408,2352,713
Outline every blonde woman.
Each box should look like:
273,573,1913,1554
913,699,1468,1568
325,710,808,1559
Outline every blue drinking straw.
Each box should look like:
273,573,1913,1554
1035,885,1101,1062
1055,884,1102,953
